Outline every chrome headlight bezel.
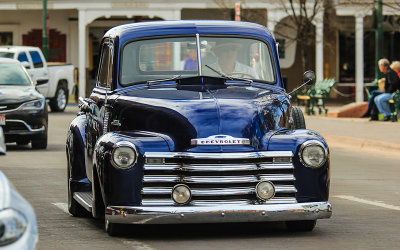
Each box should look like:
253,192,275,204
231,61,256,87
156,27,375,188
0,208,28,246
299,140,328,169
110,141,138,170
19,98,45,111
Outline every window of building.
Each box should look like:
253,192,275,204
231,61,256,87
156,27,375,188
0,32,12,45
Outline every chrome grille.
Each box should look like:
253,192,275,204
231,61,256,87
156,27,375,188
142,151,297,206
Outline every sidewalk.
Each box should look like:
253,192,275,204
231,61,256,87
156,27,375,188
304,106,400,157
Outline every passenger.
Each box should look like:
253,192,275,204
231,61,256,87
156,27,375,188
374,58,400,121
206,40,259,79
183,42,198,71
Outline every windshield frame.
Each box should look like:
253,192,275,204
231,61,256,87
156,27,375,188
118,34,277,87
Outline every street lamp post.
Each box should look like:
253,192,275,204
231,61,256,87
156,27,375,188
375,0,383,80
42,0,48,60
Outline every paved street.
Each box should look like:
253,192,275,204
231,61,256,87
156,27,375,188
0,106,399,249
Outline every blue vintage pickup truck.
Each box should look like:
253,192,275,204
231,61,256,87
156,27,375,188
66,20,332,236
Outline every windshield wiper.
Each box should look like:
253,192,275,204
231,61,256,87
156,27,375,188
205,65,253,84
205,65,233,80
147,75,182,86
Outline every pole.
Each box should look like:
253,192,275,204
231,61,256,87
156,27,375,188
375,0,383,80
42,0,48,60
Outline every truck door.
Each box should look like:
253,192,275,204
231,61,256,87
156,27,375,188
84,39,114,181
28,50,49,96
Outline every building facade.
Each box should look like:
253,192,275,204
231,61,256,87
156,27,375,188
1,0,399,102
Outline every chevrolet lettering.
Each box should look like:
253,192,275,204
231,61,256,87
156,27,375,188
66,20,332,236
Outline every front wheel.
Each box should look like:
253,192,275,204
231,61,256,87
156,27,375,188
31,134,48,149
285,220,316,232
50,84,68,112
105,218,124,236
291,106,306,129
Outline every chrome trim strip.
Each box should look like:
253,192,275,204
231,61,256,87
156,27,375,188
5,119,45,132
141,198,298,207
196,33,202,75
106,202,332,224
142,186,296,196
144,151,293,159
144,163,294,172
143,174,295,183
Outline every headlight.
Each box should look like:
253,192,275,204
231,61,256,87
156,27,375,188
299,140,328,169
256,181,275,201
0,209,28,246
19,98,45,111
111,142,137,170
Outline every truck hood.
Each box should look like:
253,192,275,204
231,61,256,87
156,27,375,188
0,85,42,104
113,84,290,151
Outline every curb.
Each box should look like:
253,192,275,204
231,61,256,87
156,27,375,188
322,134,400,157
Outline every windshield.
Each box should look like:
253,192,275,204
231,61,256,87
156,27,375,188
0,52,14,59
120,36,275,86
0,63,32,86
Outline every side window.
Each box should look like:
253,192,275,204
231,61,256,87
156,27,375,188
97,43,113,88
17,52,29,63
29,51,44,68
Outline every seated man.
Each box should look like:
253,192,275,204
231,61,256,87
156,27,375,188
183,42,198,71
205,40,259,79
375,58,400,121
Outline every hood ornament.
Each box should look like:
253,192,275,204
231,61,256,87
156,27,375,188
191,135,250,146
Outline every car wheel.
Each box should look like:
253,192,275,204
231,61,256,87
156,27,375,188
285,220,316,232
105,218,123,236
67,152,91,217
50,84,68,112
291,106,306,129
31,134,48,149
92,167,105,219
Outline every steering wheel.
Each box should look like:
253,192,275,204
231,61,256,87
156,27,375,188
227,72,255,79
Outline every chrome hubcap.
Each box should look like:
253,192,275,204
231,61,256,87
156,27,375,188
57,89,67,109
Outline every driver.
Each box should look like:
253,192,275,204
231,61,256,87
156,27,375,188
207,40,259,79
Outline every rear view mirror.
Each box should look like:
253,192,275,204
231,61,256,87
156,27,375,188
302,70,316,86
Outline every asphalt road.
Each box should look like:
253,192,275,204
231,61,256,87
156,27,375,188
0,106,399,250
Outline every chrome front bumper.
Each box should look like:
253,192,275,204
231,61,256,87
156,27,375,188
105,202,332,224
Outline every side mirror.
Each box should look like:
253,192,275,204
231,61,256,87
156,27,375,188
302,70,316,86
288,70,316,96
78,97,95,112
21,61,30,69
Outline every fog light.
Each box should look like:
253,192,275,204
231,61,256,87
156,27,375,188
256,181,275,201
172,184,191,205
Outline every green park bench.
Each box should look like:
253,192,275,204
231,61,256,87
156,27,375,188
295,78,337,115
389,90,400,122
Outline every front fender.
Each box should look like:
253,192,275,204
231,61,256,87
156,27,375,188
66,114,90,193
94,131,172,206
267,129,330,203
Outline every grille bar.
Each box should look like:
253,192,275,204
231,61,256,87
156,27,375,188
142,186,297,196
143,174,295,184
143,163,294,172
141,198,298,206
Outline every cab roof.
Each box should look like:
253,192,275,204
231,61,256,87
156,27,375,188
105,20,276,45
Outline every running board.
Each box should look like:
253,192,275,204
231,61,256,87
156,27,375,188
73,192,93,212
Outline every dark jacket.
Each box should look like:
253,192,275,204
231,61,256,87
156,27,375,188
384,68,400,93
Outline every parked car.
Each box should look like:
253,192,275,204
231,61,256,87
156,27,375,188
0,127,39,249
0,46,75,112
66,20,332,236
0,58,48,149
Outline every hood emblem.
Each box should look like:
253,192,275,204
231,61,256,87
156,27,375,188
191,135,250,146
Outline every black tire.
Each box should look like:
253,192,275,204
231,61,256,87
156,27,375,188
291,106,306,129
92,168,105,219
50,83,68,112
31,134,48,149
105,218,123,236
67,152,91,217
286,220,316,232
